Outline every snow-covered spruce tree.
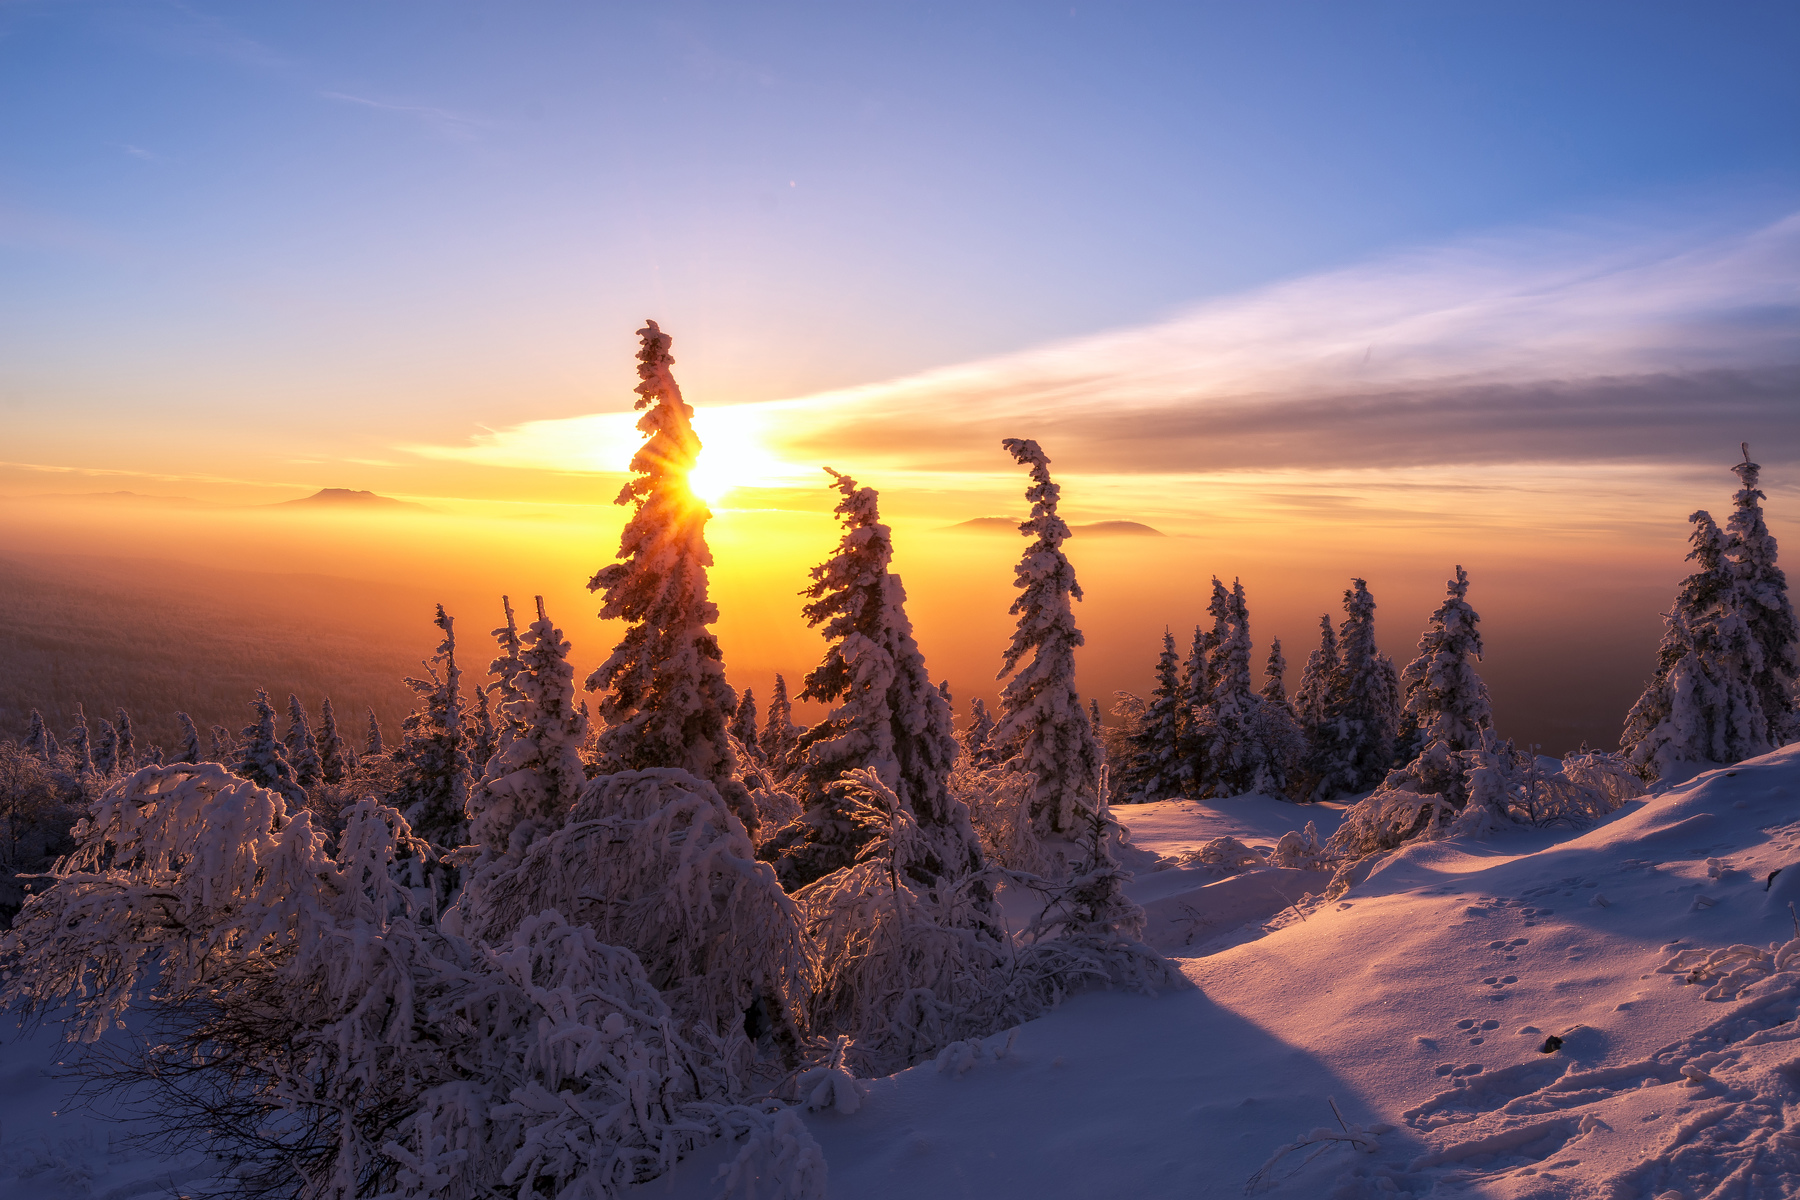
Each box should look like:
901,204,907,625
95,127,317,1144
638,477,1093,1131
1394,565,1492,770
209,724,235,763
1309,579,1399,799
1119,630,1186,802
24,710,57,761
454,767,810,1057
1188,581,1303,799
1262,638,1296,718
67,706,93,777
364,706,385,757
284,693,322,789
171,712,202,766
1622,508,1767,777
469,683,497,774
235,690,307,809
1175,612,1217,793
465,596,589,864
95,718,119,778
732,686,761,760
1089,697,1102,744
392,605,474,854
759,673,803,775
1726,446,1799,746
992,438,1103,839
486,596,527,757
585,321,752,829
761,469,981,891
964,697,999,767
114,708,135,767
316,697,348,785
1,765,826,1200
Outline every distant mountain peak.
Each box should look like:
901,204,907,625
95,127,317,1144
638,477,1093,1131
942,516,1165,537
275,488,425,510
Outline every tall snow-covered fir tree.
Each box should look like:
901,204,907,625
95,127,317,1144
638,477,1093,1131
1189,581,1303,798
584,320,751,827
95,718,120,778
761,468,982,891
731,686,761,758
759,672,802,773
1262,638,1295,718
316,697,348,784
992,438,1102,837
1178,580,1233,793
209,724,234,762
171,712,202,765
1622,450,1797,778
1395,565,1492,765
67,706,92,776
1304,580,1399,799
486,596,527,757
236,690,307,808
284,694,322,788
469,685,497,773
468,597,590,861
1725,446,1799,745
1294,614,1338,738
1121,630,1186,802
114,708,135,767
24,710,56,761
964,696,999,766
392,605,474,851
364,707,384,757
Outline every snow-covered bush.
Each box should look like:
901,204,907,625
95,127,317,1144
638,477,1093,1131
0,762,822,1199
794,768,1179,1078
0,737,82,927
453,767,810,1055
1328,738,1646,861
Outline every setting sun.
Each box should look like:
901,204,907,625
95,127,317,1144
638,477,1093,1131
687,408,807,505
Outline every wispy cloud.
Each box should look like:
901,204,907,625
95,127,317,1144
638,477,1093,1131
321,90,495,140
405,212,1800,482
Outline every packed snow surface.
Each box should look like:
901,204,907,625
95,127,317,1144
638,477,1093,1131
9,753,1800,1198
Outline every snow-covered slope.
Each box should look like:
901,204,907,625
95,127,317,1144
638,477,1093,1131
645,752,1800,1199
7,756,1800,1199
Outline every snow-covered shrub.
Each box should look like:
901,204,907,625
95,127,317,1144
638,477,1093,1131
0,763,821,1199
951,754,1049,875
453,767,809,1054
1004,788,1183,997
1328,738,1646,861
1179,835,1266,874
1268,821,1327,870
0,738,82,927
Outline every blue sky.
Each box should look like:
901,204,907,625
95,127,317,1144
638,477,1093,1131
2,0,1796,468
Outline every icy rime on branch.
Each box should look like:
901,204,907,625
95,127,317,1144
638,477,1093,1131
585,320,752,829
994,437,1102,836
